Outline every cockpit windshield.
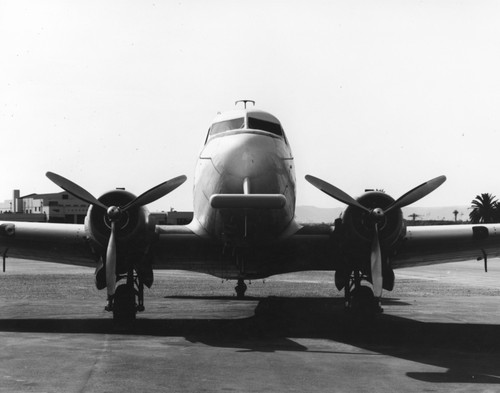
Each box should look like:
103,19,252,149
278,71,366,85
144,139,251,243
247,116,283,137
210,117,245,136
205,111,286,144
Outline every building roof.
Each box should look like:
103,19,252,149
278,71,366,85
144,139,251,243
20,191,83,201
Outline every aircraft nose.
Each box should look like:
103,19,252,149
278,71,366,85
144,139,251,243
212,133,278,179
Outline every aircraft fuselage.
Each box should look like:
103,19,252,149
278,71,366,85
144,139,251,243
193,108,296,244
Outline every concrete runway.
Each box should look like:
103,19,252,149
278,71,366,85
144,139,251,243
0,259,499,392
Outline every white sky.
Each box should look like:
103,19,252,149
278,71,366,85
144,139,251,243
1,0,499,212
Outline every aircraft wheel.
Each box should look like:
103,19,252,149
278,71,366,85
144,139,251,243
350,286,381,313
113,284,137,322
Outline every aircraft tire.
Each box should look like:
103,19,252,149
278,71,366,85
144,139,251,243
113,284,137,322
350,285,376,312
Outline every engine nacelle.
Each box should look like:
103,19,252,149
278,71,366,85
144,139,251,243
85,189,156,258
342,191,405,255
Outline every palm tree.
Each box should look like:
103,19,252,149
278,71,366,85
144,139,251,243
469,193,499,223
408,213,420,222
452,210,459,222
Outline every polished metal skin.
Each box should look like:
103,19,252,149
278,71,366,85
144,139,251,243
0,105,499,320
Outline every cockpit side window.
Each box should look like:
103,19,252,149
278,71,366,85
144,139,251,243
210,117,245,136
247,117,283,136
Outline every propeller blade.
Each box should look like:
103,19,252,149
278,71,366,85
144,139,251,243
384,175,446,214
46,171,108,211
305,175,371,213
121,175,187,212
106,221,117,298
370,224,383,298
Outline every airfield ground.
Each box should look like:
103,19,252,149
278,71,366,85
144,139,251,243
0,258,499,392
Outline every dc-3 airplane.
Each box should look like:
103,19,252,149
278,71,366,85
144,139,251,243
1,100,499,322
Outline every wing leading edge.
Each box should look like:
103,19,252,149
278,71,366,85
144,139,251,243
152,221,500,275
392,223,500,269
0,221,95,267
2,219,499,274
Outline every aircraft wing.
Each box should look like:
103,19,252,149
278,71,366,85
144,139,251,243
154,221,500,273
1,219,499,277
0,221,96,267
392,223,500,269
152,221,335,278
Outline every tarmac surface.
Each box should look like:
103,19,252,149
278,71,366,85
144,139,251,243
0,258,499,392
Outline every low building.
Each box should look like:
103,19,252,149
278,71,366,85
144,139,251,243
21,192,89,223
166,209,193,225
2,190,89,223
2,189,193,225
149,209,193,225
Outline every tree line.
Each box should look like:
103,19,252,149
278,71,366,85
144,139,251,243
469,193,500,223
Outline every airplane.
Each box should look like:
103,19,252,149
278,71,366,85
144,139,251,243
1,99,499,322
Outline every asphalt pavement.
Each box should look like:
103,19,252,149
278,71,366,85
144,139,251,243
0,258,499,392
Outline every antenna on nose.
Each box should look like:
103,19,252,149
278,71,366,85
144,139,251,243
235,100,255,109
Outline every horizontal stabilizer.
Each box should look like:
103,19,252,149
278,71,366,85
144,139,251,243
210,194,286,209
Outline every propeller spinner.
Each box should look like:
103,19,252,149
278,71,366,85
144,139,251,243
305,174,446,297
46,172,187,299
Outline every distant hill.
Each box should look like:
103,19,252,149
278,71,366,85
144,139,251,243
295,205,470,224
294,206,344,224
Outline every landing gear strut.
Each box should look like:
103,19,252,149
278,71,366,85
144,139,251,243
105,266,146,322
235,279,247,299
344,269,383,314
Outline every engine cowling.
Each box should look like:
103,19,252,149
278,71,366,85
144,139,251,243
85,189,156,278
86,190,152,248
342,191,405,255
306,173,446,297
45,171,187,301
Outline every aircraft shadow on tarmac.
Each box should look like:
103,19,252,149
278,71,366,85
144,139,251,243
0,296,499,383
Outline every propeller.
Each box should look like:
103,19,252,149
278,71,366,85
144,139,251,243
370,224,382,296
46,172,187,299
305,175,371,213
46,171,108,211
305,174,446,298
106,220,117,299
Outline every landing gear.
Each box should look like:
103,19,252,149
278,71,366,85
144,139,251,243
235,279,247,299
105,266,146,322
344,269,383,314
113,283,137,321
